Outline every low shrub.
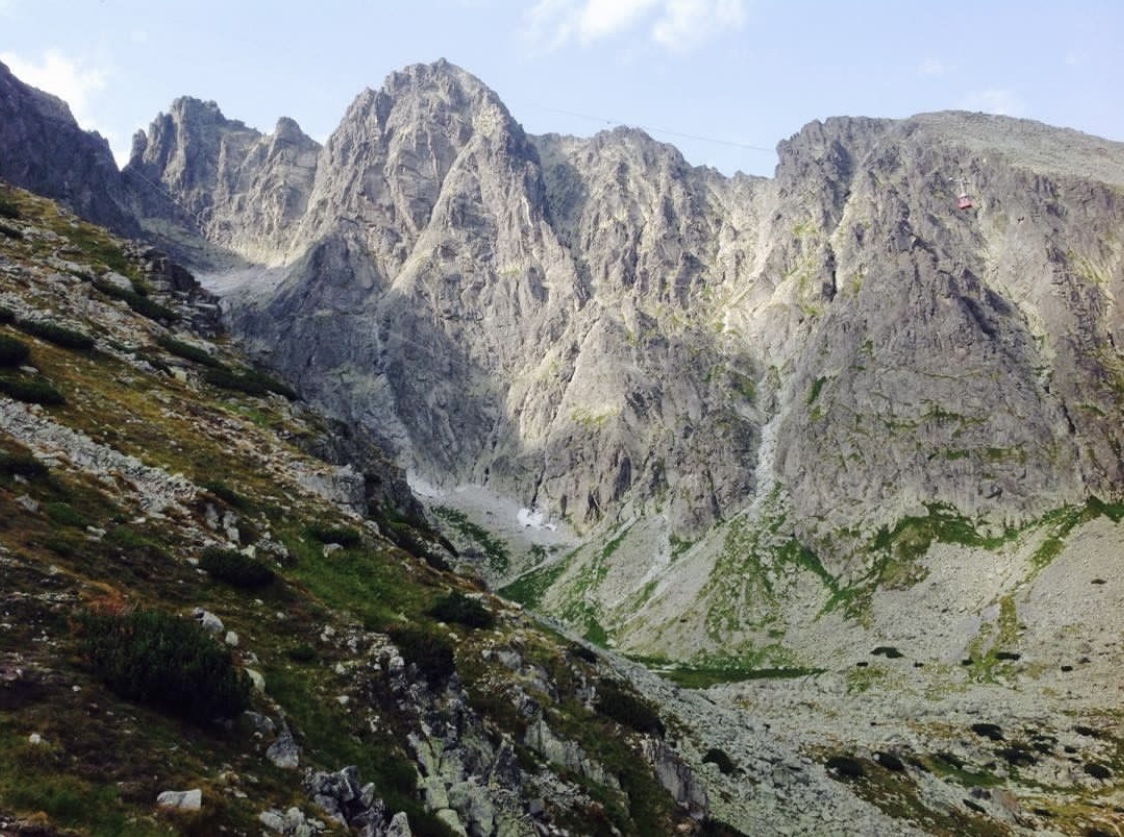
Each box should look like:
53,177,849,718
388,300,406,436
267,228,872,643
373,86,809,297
1084,762,1112,780
157,335,226,369
94,280,179,323
699,819,751,837
568,643,598,664
429,591,495,630
45,502,88,528
307,524,362,548
0,307,14,324
203,480,252,510
0,451,48,479
286,643,318,663
199,546,275,589
0,192,20,219
0,376,65,405
702,747,738,775
970,723,1004,741
74,608,251,723
998,746,1037,767
871,646,903,659
387,625,456,686
16,319,94,351
0,223,22,240
874,751,906,772
203,367,297,400
825,755,866,779
0,335,30,366
385,520,451,571
595,680,664,736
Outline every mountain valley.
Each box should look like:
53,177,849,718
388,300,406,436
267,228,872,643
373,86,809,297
2,57,1124,835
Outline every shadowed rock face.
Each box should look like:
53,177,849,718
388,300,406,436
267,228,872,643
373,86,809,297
123,61,1124,569
0,60,137,235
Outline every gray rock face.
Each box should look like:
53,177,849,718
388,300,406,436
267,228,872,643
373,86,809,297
132,61,763,537
768,113,1124,553
0,60,137,235
118,60,1124,644
156,788,202,811
267,724,301,769
125,97,320,263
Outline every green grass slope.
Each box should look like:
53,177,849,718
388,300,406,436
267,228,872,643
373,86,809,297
0,182,718,837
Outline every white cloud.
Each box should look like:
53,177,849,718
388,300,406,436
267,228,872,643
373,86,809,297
652,0,746,52
958,89,1025,117
523,0,748,52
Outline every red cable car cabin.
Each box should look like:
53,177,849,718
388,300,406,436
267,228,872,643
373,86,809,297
957,192,974,210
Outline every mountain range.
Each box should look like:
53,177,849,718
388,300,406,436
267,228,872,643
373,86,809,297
2,55,1124,835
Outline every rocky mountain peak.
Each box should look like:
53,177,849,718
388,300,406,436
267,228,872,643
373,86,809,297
326,58,526,157
125,95,319,262
272,115,306,143
0,59,137,234
0,59,74,125
127,96,261,198
7,59,1124,836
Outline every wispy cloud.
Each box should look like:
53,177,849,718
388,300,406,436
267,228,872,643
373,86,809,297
958,88,1025,117
652,0,747,52
522,0,748,53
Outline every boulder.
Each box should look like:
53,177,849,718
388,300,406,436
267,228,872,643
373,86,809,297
156,788,202,811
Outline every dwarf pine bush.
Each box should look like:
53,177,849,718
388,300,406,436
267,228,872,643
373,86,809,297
0,335,30,366
429,591,495,630
75,608,250,723
199,546,275,589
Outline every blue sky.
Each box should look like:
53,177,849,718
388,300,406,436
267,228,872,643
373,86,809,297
2,0,1121,177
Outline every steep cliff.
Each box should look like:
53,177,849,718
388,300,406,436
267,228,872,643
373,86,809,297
121,61,1124,666
770,113,1124,552
7,59,1124,836
125,97,320,263
0,59,137,235
131,61,764,539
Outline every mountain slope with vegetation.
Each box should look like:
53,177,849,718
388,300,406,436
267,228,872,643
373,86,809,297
3,181,1124,837
0,182,735,837
4,55,1124,835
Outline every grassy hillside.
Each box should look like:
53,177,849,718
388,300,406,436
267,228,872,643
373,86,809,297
0,182,717,837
